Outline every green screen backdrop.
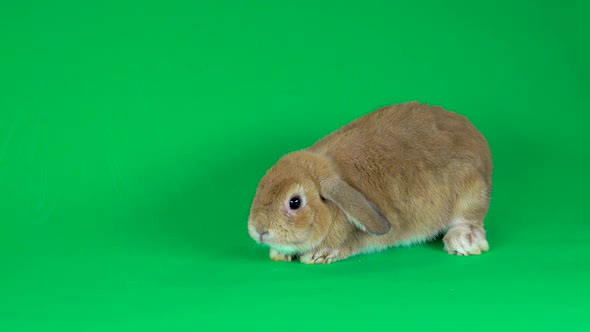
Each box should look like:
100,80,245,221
1,1,589,331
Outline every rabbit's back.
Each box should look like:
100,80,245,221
311,101,490,174
308,101,492,241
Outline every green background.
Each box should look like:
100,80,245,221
1,1,589,331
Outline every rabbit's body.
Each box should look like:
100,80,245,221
248,101,492,264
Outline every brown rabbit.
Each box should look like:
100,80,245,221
247,101,492,264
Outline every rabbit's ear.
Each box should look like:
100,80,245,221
320,177,392,235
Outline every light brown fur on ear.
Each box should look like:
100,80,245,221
320,177,391,235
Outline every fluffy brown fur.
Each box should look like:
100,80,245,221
248,101,492,264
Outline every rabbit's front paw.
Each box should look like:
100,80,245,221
300,248,344,264
269,248,294,262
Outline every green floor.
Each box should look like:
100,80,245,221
1,1,589,331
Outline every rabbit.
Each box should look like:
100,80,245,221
247,101,492,264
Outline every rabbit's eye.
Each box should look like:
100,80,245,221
289,196,301,210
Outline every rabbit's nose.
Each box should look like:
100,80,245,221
258,231,269,242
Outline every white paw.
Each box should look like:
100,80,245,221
443,224,489,256
269,248,294,262
300,249,341,264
